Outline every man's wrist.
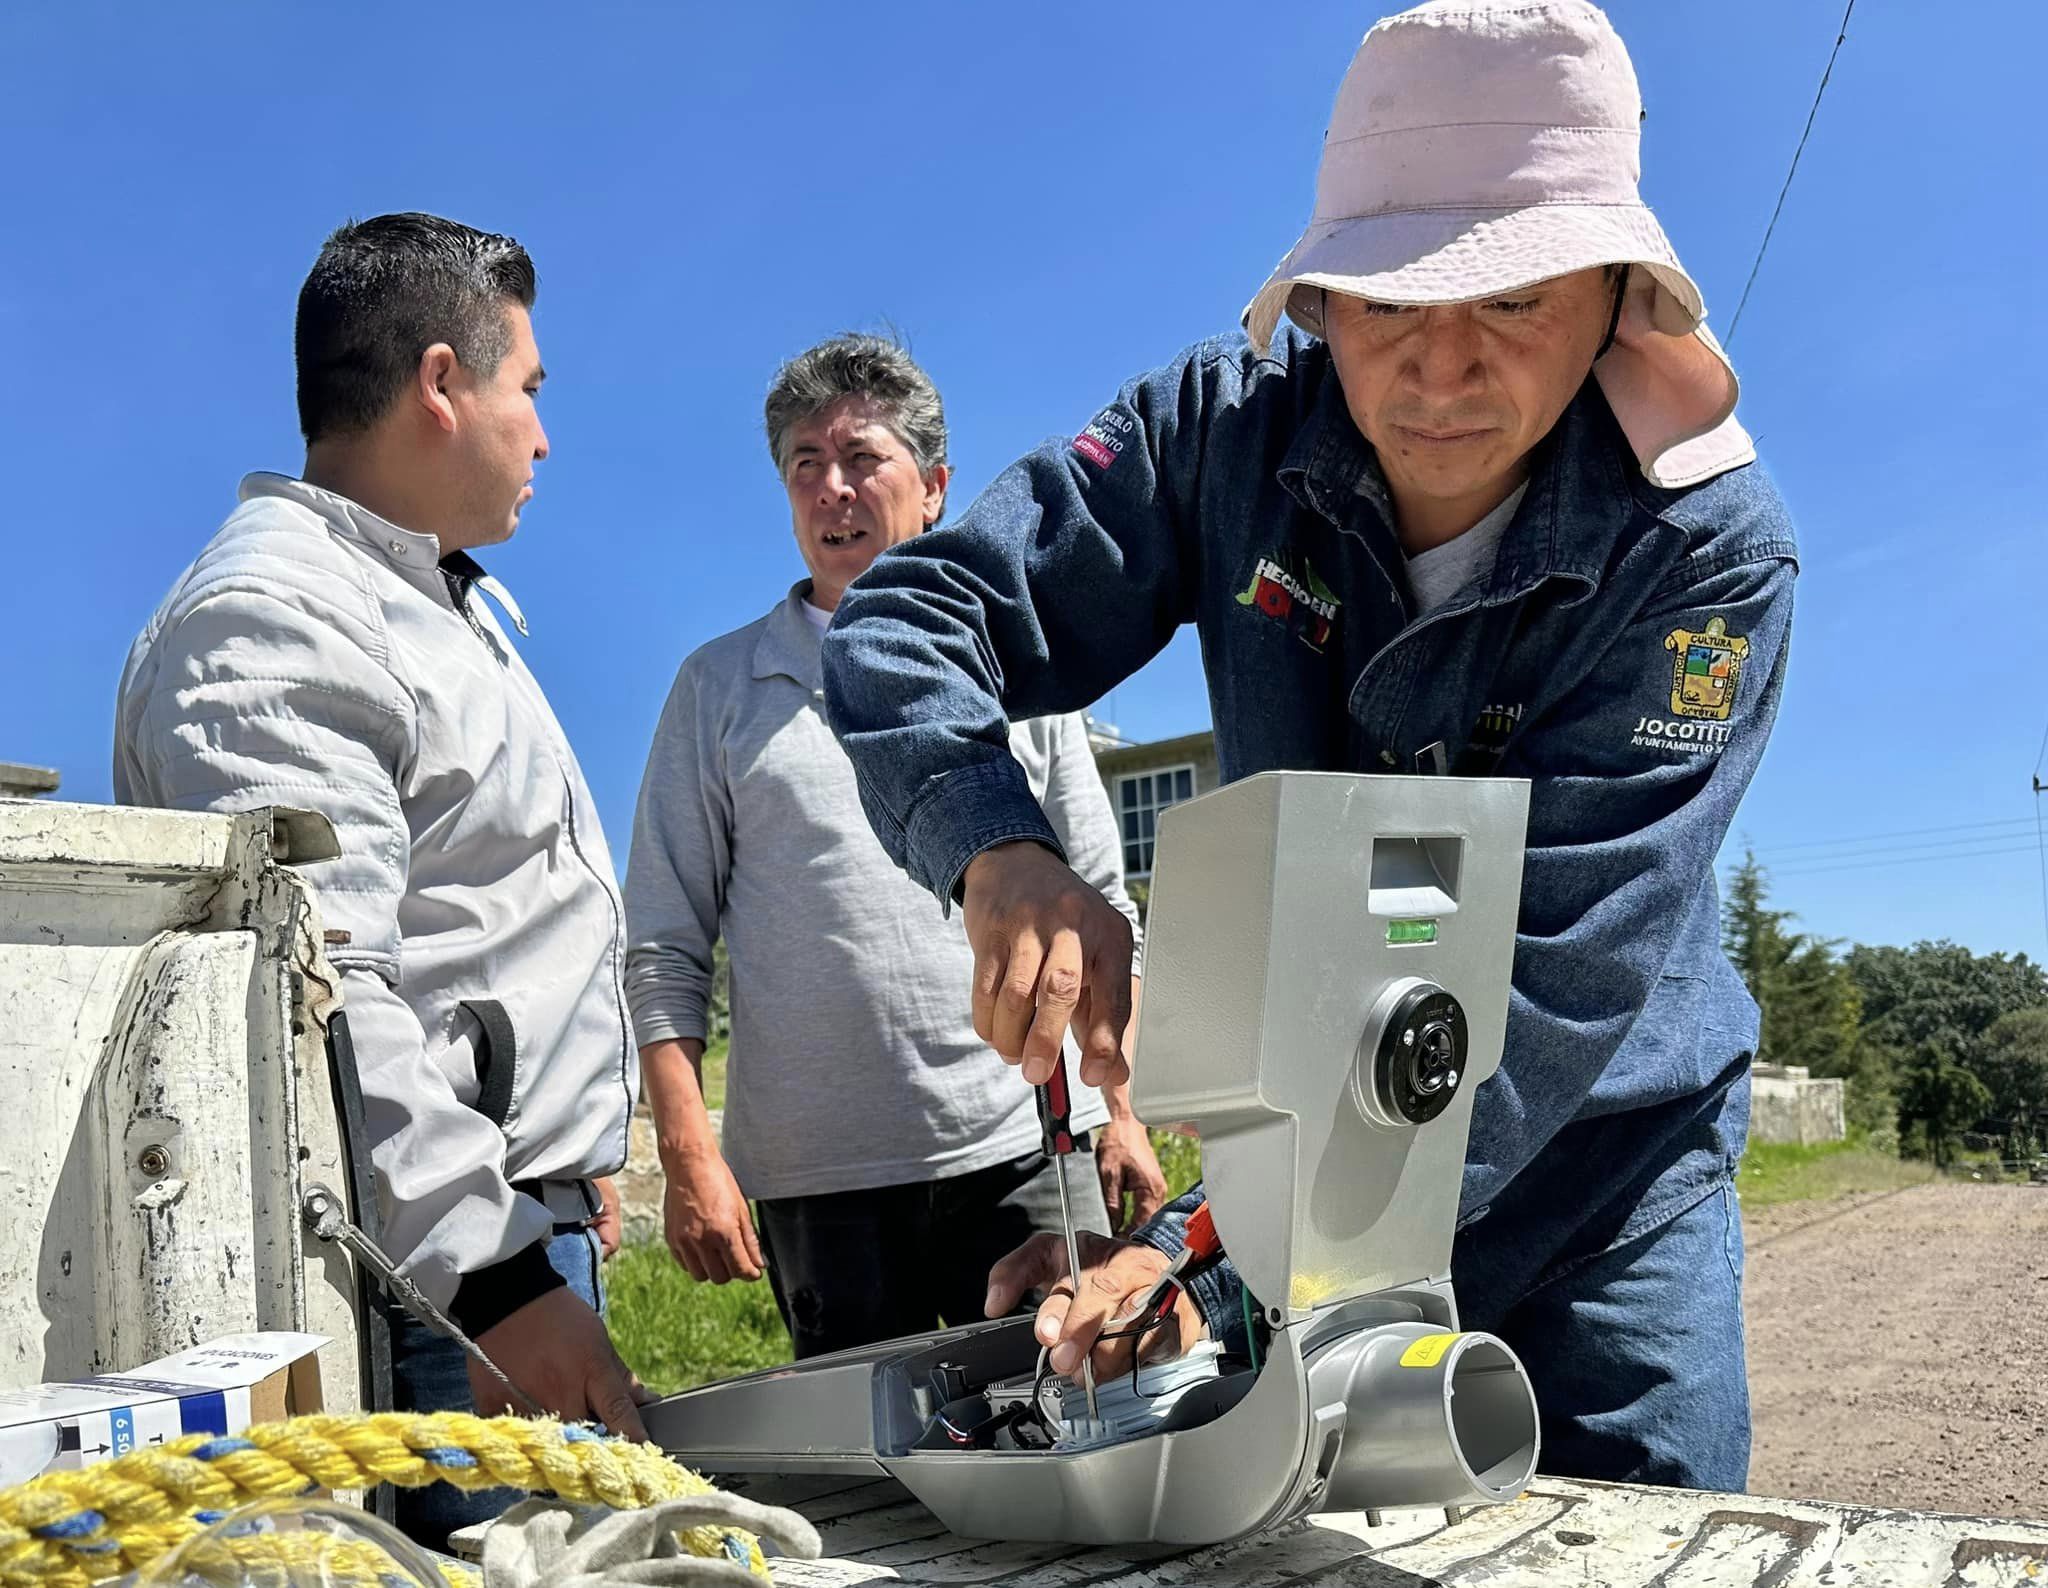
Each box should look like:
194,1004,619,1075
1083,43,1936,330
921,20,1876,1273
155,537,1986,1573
643,1042,718,1165
961,837,1064,895
451,1241,568,1337
659,1139,724,1172
653,1097,721,1165
915,757,1067,907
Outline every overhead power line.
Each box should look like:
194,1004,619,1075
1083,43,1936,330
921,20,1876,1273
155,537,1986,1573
1752,828,2044,869
1744,815,2035,856
1726,0,1859,347
1768,841,2040,880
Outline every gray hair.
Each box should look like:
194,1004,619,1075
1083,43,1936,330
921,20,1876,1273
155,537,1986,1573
764,333,950,512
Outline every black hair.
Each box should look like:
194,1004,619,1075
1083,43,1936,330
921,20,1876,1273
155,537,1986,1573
295,212,536,443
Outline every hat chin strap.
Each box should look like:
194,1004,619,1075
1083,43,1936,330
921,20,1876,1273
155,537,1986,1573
1593,285,1754,489
1594,264,1631,362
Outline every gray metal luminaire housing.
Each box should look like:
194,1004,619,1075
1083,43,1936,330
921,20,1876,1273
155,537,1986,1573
646,772,1539,1545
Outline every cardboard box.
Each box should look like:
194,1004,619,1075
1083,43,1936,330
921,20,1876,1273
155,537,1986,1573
0,1331,327,1486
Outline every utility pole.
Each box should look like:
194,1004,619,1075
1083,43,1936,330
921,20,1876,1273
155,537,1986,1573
2036,773,2048,958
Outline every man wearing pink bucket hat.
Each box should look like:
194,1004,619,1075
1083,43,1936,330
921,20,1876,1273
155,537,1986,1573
824,1,1795,1487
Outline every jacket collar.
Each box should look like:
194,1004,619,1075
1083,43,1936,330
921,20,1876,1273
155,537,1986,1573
243,471,440,576
442,550,529,636
1276,357,1380,525
240,473,529,634
751,583,825,690
1275,362,1635,607
1477,386,1635,607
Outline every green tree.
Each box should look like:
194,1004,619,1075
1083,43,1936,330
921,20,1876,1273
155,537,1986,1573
1896,1040,1993,1167
1846,940,2048,1079
1766,938,1865,1075
1835,1036,1901,1151
1721,850,1864,1085
1979,1007,2048,1157
1722,849,1798,1014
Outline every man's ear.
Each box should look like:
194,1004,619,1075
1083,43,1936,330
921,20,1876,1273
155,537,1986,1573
922,462,952,526
415,343,460,434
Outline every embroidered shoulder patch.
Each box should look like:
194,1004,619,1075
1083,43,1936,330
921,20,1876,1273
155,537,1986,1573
1629,616,1750,756
1662,616,1750,721
1073,405,1135,469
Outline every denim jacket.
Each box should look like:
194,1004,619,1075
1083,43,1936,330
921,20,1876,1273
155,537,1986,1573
821,328,1797,1344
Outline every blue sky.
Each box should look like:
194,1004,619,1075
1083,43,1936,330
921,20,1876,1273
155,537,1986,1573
3,1,2042,960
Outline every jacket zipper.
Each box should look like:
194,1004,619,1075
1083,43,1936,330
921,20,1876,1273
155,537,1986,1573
559,781,637,1170
445,570,495,648
448,568,637,1170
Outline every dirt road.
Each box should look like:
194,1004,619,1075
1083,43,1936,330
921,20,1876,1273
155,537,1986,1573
1745,1180,2048,1518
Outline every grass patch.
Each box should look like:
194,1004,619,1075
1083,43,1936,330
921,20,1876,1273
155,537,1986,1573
1152,1127,1203,1200
1736,1135,1935,1209
698,1038,728,1111
607,1243,789,1394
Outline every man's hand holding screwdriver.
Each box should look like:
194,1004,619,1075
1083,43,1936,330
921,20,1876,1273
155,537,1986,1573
962,841,1135,1089
964,839,1222,1384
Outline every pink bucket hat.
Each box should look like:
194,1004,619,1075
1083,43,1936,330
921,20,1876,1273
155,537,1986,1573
1243,0,1755,490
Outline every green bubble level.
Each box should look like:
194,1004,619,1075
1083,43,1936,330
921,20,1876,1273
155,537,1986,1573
1387,919,1438,946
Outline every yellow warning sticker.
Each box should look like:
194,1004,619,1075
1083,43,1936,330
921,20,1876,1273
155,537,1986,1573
1399,1332,1460,1368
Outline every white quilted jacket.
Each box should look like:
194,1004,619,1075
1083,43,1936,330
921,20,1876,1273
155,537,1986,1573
115,473,635,1311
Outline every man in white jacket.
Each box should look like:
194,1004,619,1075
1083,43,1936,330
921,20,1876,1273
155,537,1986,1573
115,212,642,1547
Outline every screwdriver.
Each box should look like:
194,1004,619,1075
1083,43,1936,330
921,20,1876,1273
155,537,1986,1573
1035,1052,1100,1420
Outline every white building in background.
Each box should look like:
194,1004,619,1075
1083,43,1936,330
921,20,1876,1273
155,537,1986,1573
1087,729,1219,884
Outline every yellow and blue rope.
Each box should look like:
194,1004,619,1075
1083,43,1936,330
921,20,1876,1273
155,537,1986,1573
0,1412,767,1586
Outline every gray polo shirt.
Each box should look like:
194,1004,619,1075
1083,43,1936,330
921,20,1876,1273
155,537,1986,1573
624,586,1142,1201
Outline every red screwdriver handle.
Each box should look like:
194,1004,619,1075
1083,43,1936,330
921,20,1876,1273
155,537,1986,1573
1035,1056,1089,1156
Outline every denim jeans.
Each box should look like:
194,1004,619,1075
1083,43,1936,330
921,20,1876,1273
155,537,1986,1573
390,1226,606,1552
1138,1077,1753,1493
1454,1177,1751,1490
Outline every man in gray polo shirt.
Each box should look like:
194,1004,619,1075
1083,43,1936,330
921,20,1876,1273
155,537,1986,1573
624,334,1166,1357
